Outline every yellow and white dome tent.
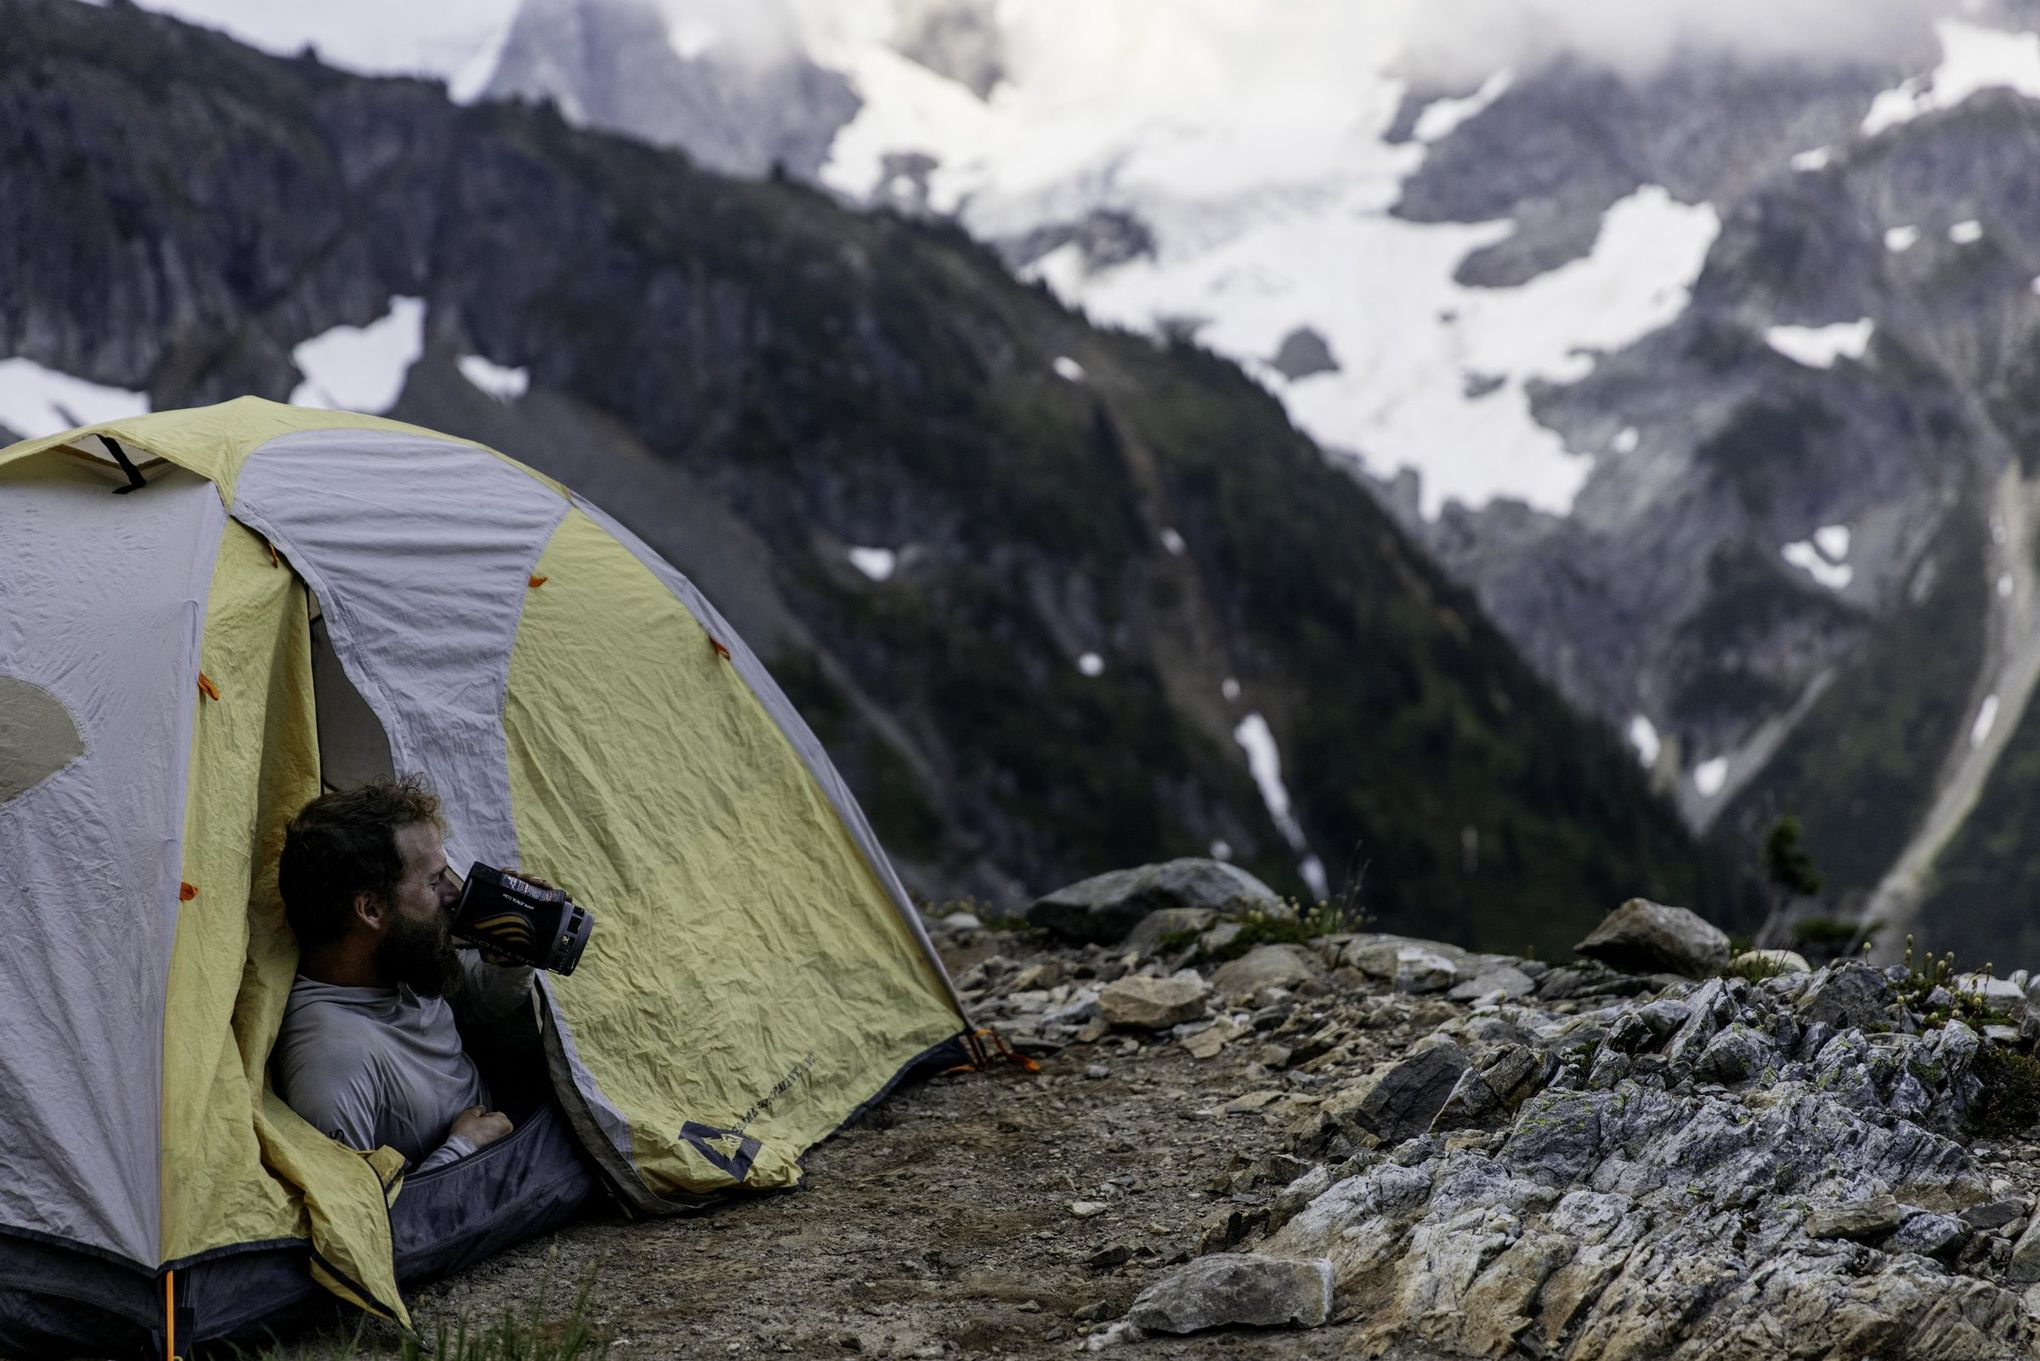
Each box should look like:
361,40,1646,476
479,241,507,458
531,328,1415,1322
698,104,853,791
0,399,970,1353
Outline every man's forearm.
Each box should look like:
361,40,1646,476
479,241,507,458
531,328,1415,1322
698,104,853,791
454,952,536,1024
413,1132,478,1173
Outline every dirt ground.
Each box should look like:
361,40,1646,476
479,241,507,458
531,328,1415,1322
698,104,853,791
273,947,1439,1360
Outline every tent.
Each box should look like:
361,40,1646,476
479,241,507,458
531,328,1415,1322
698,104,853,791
0,399,972,1356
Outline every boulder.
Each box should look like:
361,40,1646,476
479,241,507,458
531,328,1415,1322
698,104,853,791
1345,937,1463,993
1098,973,1211,1030
1124,1254,1332,1334
1575,898,1730,977
1029,859,1281,945
1212,944,1319,998
1124,907,1218,957
1447,963,1537,1001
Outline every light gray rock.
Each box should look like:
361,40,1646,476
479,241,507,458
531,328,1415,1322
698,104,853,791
1798,962,1898,1032
1448,963,1537,1001
1029,859,1280,945
1098,973,1211,1030
1692,1023,1777,1084
2011,1214,2040,1283
1124,1254,1333,1333
1806,1192,1903,1241
1343,935,1474,993
1886,1210,1968,1258
1123,907,1218,957
1330,1039,1471,1143
1574,898,1730,977
1251,939,2040,1360
1212,944,1320,998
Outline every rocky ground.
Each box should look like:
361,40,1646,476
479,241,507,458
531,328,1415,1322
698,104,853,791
275,863,2040,1360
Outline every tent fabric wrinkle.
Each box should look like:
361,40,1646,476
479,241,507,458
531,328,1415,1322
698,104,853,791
231,427,571,871
0,463,227,1268
569,496,964,1016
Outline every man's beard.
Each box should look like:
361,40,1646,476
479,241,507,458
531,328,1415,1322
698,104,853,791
377,910,459,997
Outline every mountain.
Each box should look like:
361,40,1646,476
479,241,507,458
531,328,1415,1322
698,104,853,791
0,0,1760,956
461,0,2040,966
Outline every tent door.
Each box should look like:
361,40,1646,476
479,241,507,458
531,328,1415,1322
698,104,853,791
308,604,395,792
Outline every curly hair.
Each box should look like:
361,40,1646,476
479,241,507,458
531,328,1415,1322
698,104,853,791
279,774,446,950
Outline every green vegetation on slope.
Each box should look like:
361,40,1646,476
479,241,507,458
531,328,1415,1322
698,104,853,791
1112,340,1764,955
1716,501,1987,903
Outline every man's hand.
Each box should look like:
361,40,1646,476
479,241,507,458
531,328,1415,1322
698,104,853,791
450,1105,513,1151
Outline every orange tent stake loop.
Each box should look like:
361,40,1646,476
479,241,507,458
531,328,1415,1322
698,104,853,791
944,1027,1038,1076
196,673,221,702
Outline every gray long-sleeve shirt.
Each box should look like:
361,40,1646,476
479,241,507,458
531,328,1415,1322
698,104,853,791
274,951,534,1173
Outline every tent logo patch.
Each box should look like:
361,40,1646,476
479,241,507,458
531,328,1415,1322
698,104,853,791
678,1122,761,1181
0,675,84,805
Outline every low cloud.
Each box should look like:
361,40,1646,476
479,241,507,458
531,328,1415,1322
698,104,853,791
1396,0,1954,87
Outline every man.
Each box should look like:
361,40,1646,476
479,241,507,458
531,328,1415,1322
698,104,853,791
273,775,534,1172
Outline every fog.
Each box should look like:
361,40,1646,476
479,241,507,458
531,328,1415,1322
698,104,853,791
1395,0,1958,87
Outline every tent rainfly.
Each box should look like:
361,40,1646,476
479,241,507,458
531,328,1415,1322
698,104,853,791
0,399,972,1356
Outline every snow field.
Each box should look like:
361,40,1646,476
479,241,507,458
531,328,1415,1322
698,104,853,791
0,359,147,439
1862,18,2040,137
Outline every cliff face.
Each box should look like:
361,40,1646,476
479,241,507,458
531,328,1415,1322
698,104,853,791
442,0,2040,963
0,0,1755,953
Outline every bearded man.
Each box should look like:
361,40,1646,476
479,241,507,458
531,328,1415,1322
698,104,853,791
272,775,536,1172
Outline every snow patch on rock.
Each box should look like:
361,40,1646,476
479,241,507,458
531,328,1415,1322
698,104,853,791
1972,693,2001,747
289,296,425,414
0,359,148,439
1783,540,1853,591
457,353,529,402
1412,69,1514,143
1234,712,1326,898
847,546,898,581
1628,715,1661,768
1765,319,1874,370
1694,757,1729,798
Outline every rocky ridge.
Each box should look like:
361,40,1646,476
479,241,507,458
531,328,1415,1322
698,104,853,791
931,862,2040,1358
